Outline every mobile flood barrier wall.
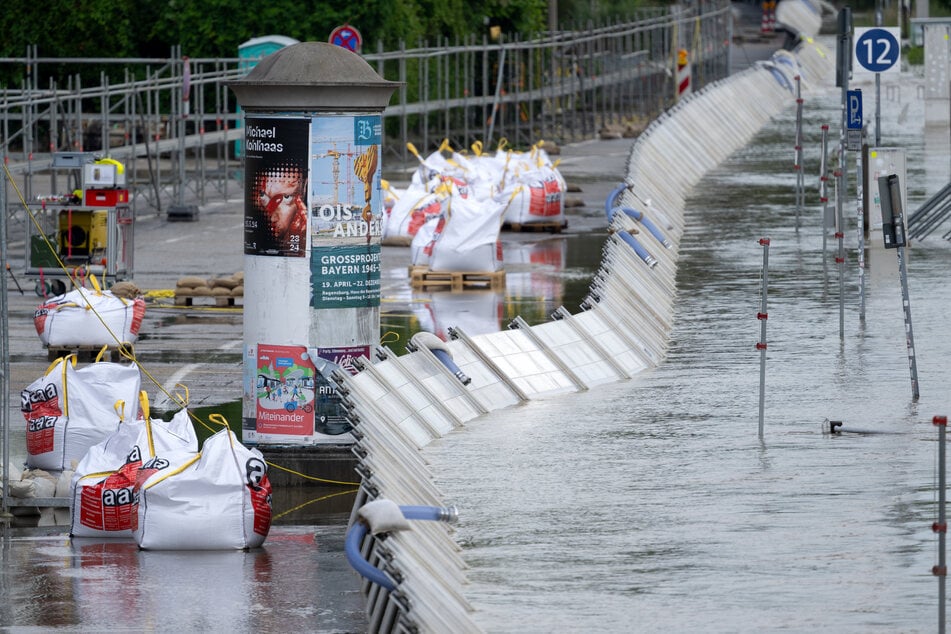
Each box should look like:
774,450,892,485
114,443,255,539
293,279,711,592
336,22,835,634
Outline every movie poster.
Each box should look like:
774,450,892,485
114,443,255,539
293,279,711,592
309,115,383,309
244,116,310,257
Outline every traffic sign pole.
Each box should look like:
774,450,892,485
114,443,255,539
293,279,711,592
854,27,900,146
846,89,864,322
837,8,851,341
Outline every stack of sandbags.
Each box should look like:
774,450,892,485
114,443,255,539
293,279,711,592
175,272,244,302
208,272,244,301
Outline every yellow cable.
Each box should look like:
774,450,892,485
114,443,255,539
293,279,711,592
272,487,359,521
266,461,360,486
4,162,365,490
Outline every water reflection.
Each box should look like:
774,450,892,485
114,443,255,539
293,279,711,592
381,231,607,354
0,525,365,631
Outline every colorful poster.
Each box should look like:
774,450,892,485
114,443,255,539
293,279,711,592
244,116,310,257
254,344,315,436
313,345,367,436
309,115,383,248
310,244,381,308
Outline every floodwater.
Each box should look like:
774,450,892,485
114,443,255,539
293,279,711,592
423,76,951,632
2,64,949,632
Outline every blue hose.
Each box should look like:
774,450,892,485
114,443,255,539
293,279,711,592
344,504,459,591
431,349,471,385
399,505,458,522
617,230,658,268
617,206,671,248
605,183,628,221
344,521,397,592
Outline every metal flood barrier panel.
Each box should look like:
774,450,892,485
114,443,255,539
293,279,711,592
339,13,836,633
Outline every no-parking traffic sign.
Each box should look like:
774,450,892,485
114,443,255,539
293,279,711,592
853,27,901,74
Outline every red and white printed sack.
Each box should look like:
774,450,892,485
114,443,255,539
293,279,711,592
34,276,145,347
21,354,141,472
133,427,272,550
70,402,198,539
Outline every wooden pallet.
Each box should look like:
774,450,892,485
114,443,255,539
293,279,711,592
46,344,134,363
502,220,568,233
409,266,506,291
174,294,243,307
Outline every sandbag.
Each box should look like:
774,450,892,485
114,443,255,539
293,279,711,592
69,403,199,538
21,354,141,472
34,276,146,347
133,427,272,550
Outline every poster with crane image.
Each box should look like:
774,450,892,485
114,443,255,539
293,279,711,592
309,115,383,309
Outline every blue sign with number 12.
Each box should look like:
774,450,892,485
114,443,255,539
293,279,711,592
855,28,900,73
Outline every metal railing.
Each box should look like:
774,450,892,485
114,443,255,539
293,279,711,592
1,0,731,221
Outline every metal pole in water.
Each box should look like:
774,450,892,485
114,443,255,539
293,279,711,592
0,165,9,515
757,237,770,439
835,155,845,340
856,147,865,322
933,415,947,634
820,125,829,255
878,174,919,400
835,7,850,339
896,242,919,399
794,76,803,231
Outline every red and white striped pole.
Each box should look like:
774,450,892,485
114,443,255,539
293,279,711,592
676,48,691,101
757,237,770,439
934,414,947,634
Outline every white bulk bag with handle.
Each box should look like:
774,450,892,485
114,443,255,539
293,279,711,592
70,395,198,538
21,353,141,472
500,163,566,226
429,188,505,272
133,425,272,550
410,215,444,268
382,185,447,246
33,275,146,347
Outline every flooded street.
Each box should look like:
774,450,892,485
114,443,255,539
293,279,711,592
0,525,365,631
423,77,951,632
1,37,949,633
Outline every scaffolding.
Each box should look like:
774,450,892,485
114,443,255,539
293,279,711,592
1,1,732,227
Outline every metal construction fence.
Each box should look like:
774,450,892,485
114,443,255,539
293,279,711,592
0,0,731,220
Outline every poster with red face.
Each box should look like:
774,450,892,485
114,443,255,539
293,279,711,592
244,116,310,257
254,344,316,436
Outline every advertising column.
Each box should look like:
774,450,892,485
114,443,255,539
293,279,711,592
229,41,397,447
242,115,320,444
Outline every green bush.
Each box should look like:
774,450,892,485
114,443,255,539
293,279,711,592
905,46,924,65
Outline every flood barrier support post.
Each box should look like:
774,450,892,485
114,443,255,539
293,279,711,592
856,144,866,322
794,76,803,231
757,237,770,439
820,125,830,255
933,415,947,634
835,155,845,340
878,174,919,400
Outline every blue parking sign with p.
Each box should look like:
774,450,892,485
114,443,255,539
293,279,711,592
847,90,862,130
